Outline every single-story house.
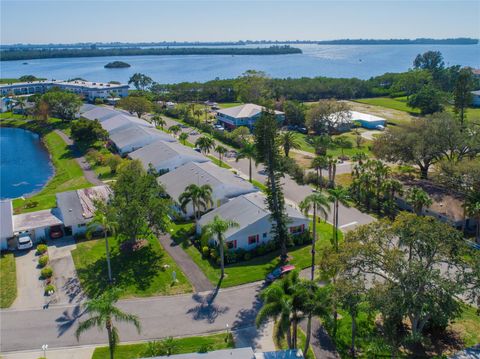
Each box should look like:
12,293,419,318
471,90,480,107
56,185,112,237
197,192,309,250
81,106,119,122
109,125,176,155
129,140,209,174
0,200,14,250
100,113,154,134
158,161,257,217
350,111,387,129
144,348,304,359
216,103,285,130
13,209,63,243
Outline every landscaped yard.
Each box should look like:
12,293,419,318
0,252,17,308
354,96,420,114
71,234,192,298
294,132,373,158
91,332,234,359
1,116,91,213
170,220,340,288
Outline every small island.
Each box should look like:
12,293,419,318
104,61,131,69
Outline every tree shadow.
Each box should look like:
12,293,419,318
55,304,85,337
232,283,265,330
186,278,229,323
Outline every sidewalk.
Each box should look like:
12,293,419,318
2,346,94,359
300,317,340,359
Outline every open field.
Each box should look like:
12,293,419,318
92,333,234,359
0,252,17,308
171,221,340,288
71,234,192,298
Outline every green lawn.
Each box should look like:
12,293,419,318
354,97,421,114
0,253,17,308
207,155,232,169
71,234,192,298
1,116,91,213
296,133,373,158
170,221,340,288
91,333,234,359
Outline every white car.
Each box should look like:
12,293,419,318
17,234,33,250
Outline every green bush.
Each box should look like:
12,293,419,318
41,267,53,279
202,246,210,258
38,255,49,267
36,244,47,255
198,343,212,353
244,252,252,261
209,248,217,261
44,284,55,295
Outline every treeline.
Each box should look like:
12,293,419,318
0,46,302,61
318,38,479,45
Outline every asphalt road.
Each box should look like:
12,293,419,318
0,283,262,353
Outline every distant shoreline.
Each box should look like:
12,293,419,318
0,46,302,61
317,38,478,45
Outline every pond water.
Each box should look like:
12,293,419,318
1,44,479,84
0,127,54,199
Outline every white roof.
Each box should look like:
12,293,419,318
0,80,128,90
101,113,154,134
81,107,119,121
0,200,14,238
13,209,63,232
158,161,257,202
217,103,284,119
109,126,176,153
350,111,386,123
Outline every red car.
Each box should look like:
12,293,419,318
49,225,63,239
266,265,296,283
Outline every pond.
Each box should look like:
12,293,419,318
0,127,54,199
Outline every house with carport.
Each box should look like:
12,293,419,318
216,103,285,130
158,161,257,217
129,140,209,174
197,192,309,250
0,200,14,250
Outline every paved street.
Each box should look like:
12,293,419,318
1,282,262,353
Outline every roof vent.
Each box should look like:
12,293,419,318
69,208,73,212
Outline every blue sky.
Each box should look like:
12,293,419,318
1,0,479,44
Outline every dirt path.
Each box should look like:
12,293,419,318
54,130,103,186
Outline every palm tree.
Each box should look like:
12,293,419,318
406,187,432,215
333,136,353,157
87,202,117,283
299,193,331,280
178,184,213,223
203,215,238,279
152,115,166,130
381,179,403,217
215,145,228,167
327,156,338,188
278,131,301,157
168,125,181,137
327,186,350,251
195,136,215,155
464,190,480,243
310,134,332,156
310,155,328,190
75,289,141,359
236,142,257,182
372,161,390,212
179,132,189,145
14,96,27,117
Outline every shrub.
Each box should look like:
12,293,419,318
94,98,104,105
44,284,55,295
202,246,210,258
41,267,53,279
38,255,49,267
209,248,217,261
36,244,47,255
244,252,252,261
198,343,212,353
24,201,39,209
224,250,237,264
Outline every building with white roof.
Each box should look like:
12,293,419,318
197,192,308,250
81,106,119,121
100,113,154,134
216,103,284,130
109,125,176,155
158,161,258,217
129,140,209,174
0,80,129,100
350,111,387,129
0,200,14,250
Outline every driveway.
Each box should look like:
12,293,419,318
47,237,85,306
11,249,47,310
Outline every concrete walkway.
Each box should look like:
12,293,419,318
2,346,94,359
157,233,214,293
54,130,103,186
234,321,276,352
300,318,340,359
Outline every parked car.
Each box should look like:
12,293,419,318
266,265,296,283
193,147,202,153
49,225,63,239
190,130,199,135
375,125,385,131
17,233,33,250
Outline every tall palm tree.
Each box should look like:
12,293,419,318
406,187,432,216
333,136,353,157
278,131,301,157
310,134,332,156
202,215,238,279
179,132,189,145
152,115,166,130
75,289,141,359
381,179,403,218
327,186,350,251
372,161,390,212
195,136,215,155
14,96,27,118
236,142,257,182
87,202,117,283
310,155,328,190
464,190,480,243
327,156,338,188
168,125,181,137
299,193,331,280
178,184,213,223
215,145,228,167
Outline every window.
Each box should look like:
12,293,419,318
289,224,305,234
248,235,259,245
263,232,268,238
226,241,237,249
78,223,86,228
